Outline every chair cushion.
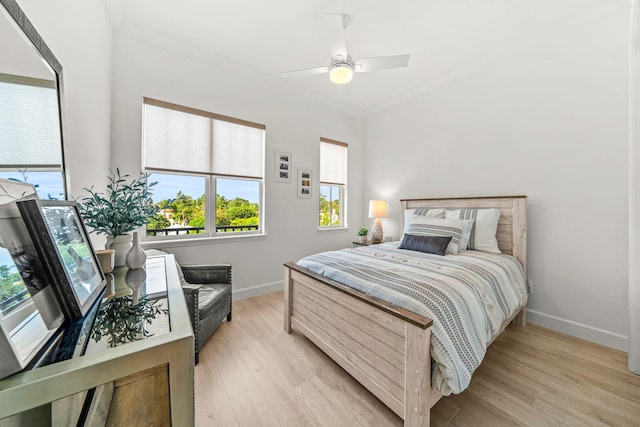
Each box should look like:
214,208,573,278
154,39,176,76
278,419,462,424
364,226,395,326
196,284,229,319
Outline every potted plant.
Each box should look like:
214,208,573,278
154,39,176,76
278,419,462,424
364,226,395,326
357,226,368,243
76,169,157,266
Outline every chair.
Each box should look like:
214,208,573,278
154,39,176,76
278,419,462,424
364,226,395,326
180,264,232,364
147,250,231,364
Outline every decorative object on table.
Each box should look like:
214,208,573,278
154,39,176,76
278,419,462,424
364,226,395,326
297,168,312,199
357,226,368,243
0,181,64,380
368,200,388,244
17,199,106,319
275,150,292,182
76,169,156,267
96,249,116,298
125,231,147,270
105,235,132,267
125,267,146,304
95,249,115,274
91,293,167,348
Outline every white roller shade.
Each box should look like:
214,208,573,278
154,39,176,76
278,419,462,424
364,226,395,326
143,100,264,179
320,140,347,185
0,81,61,166
212,120,264,179
144,104,212,174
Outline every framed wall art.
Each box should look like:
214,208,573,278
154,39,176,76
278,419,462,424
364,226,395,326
0,179,64,379
275,150,292,182
18,199,106,319
298,168,312,199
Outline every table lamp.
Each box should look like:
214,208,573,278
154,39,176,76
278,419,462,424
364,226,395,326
368,200,387,244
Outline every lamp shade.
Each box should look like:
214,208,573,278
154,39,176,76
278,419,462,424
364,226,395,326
329,64,353,84
368,200,388,219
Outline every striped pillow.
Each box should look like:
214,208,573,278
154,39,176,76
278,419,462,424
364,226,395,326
406,216,465,254
445,208,501,254
403,208,445,234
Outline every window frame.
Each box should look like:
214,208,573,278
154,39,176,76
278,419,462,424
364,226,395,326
0,74,67,200
318,138,347,229
142,98,265,241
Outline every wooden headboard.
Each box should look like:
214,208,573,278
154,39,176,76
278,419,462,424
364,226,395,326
400,196,527,276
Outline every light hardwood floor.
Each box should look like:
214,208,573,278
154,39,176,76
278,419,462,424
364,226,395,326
195,292,640,426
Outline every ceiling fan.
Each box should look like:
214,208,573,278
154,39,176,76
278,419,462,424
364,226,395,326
280,14,410,85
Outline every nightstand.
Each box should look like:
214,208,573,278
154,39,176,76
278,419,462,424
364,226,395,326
352,240,373,247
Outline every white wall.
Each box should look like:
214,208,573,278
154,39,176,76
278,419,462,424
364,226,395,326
16,0,113,204
364,5,630,350
110,29,364,299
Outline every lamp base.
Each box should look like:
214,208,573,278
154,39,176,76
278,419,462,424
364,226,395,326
371,218,383,244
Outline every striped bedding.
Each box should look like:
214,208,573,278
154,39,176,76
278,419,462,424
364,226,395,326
296,242,527,395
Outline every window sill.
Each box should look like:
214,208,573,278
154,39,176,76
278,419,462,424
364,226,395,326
317,226,349,233
141,233,267,249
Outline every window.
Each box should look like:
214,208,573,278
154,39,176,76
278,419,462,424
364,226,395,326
319,138,347,228
0,74,65,199
142,98,265,238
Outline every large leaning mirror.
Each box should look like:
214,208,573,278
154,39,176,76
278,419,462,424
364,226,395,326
0,0,67,200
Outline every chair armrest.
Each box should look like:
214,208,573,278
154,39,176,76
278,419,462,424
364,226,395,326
182,284,200,364
181,265,231,285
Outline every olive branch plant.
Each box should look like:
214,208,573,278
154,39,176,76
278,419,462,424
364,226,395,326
76,169,157,238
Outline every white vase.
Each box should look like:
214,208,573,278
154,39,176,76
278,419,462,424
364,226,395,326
125,231,147,269
105,234,133,267
358,235,367,243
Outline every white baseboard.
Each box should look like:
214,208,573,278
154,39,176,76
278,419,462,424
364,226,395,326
527,309,628,352
232,280,283,301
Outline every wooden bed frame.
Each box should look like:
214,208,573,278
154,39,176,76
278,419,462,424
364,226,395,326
284,196,527,427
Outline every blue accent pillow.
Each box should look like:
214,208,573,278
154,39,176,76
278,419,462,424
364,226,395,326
399,234,452,256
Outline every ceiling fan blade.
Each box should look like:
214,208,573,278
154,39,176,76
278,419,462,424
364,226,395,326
323,13,348,59
354,54,411,72
280,66,330,78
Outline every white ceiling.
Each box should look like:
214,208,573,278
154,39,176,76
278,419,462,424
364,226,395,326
107,0,612,116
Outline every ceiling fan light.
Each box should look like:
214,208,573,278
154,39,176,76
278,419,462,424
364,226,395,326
329,64,353,84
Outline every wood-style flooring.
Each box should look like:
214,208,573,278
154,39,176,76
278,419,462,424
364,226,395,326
194,292,640,426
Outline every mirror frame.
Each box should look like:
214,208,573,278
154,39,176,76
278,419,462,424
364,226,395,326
0,0,68,199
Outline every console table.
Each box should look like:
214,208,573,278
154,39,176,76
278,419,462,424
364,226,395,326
0,254,194,426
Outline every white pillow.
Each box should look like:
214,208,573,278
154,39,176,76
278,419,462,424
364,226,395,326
406,216,465,255
445,209,501,254
403,208,445,234
458,219,475,251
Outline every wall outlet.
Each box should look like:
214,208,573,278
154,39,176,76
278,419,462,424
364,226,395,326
527,279,533,294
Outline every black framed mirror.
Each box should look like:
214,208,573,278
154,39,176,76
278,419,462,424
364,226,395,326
0,0,67,200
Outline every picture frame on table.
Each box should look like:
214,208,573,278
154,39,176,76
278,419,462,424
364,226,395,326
0,179,65,379
275,150,292,182
298,168,312,199
17,199,106,319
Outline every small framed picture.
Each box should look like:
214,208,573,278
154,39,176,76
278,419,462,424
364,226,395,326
275,150,292,182
298,168,312,199
18,199,106,319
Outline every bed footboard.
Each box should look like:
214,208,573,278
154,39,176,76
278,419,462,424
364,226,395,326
284,263,436,426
